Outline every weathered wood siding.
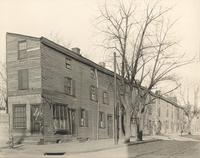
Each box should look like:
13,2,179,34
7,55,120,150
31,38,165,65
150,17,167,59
6,34,41,96
41,43,115,139
6,33,42,135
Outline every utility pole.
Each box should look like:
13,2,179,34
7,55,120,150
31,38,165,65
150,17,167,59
113,52,117,144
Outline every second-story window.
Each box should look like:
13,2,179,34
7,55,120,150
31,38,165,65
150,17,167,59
64,77,75,96
148,105,152,115
90,85,97,101
158,107,161,117
103,91,109,105
18,41,27,59
18,69,29,90
90,67,96,79
65,57,71,69
166,109,169,117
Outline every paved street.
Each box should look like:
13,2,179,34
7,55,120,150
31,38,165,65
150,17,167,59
1,135,200,158
68,140,200,158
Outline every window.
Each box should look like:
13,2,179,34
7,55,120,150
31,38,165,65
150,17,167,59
166,109,169,117
148,105,152,115
18,41,27,59
53,104,68,130
80,108,88,127
64,77,75,96
103,91,109,104
177,109,179,119
65,57,71,69
158,107,161,117
90,86,97,101
90,67,96,79
13,104,26,128
18,69,28,90
99,112,106,128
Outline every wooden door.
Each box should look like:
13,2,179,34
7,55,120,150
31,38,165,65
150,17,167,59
31,104,40,134
107,115,113,138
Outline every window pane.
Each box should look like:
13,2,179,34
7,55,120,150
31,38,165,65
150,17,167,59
18,69,28,90
19,41,27,50
18,41,27,59
13,105,26,128
65,57,71,69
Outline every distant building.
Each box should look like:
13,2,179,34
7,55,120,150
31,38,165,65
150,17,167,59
6,33,185,142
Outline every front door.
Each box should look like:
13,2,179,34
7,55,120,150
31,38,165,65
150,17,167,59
68,108,76,136
107,115,113,138
31,104,40,134
71,109,76,135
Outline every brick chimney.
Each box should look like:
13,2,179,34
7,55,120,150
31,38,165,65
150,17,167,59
99,62,106,68
72,47,81,55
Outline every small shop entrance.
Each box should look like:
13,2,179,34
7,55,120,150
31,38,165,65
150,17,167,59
31,104,41,134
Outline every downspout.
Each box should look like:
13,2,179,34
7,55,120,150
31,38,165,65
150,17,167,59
95,68,99,140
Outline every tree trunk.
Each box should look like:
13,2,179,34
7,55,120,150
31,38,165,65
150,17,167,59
136,113,144,141
124,112,131,143
187,118,192,135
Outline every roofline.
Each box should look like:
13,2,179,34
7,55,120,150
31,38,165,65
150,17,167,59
7,33,183,109
6,32,40,40
40,36,183,110
40,37,115,77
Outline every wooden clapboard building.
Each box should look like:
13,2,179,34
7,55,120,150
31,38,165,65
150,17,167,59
6,33,185,142
6,33,118,142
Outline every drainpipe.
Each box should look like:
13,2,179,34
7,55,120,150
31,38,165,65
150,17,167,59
113,52,117,144
95,68,99,140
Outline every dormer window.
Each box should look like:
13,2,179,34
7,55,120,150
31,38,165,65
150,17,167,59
18,41,27,59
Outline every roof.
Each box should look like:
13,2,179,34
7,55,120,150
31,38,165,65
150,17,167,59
7,32,183,110
7,32,40,41
40,37,115,78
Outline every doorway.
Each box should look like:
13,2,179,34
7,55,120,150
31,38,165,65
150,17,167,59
31,104,41,134
68,108,76,136
107,114,113,138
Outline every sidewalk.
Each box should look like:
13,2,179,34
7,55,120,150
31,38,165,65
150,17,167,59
0,136,160,157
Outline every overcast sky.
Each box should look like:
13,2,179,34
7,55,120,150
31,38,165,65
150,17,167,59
0,0,200,91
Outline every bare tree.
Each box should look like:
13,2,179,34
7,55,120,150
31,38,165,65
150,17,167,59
179,86,200,135
97,0,192,142
0,62,7,113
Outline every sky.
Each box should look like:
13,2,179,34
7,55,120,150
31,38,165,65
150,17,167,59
0,0,200,101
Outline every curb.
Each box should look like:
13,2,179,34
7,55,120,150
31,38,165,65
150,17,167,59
64,139,162,155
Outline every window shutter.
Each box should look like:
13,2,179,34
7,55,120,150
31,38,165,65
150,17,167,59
18,70,22,89
24,69,28,89
103,112,106,128
72,80,76,96
95,87,98,101
98,112,101,128
79,108,82,126
86,110,89,127
89,86,92,100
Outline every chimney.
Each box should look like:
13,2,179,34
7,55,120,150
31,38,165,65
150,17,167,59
71,47,81,55
155,90,161,95
99,62,106,68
